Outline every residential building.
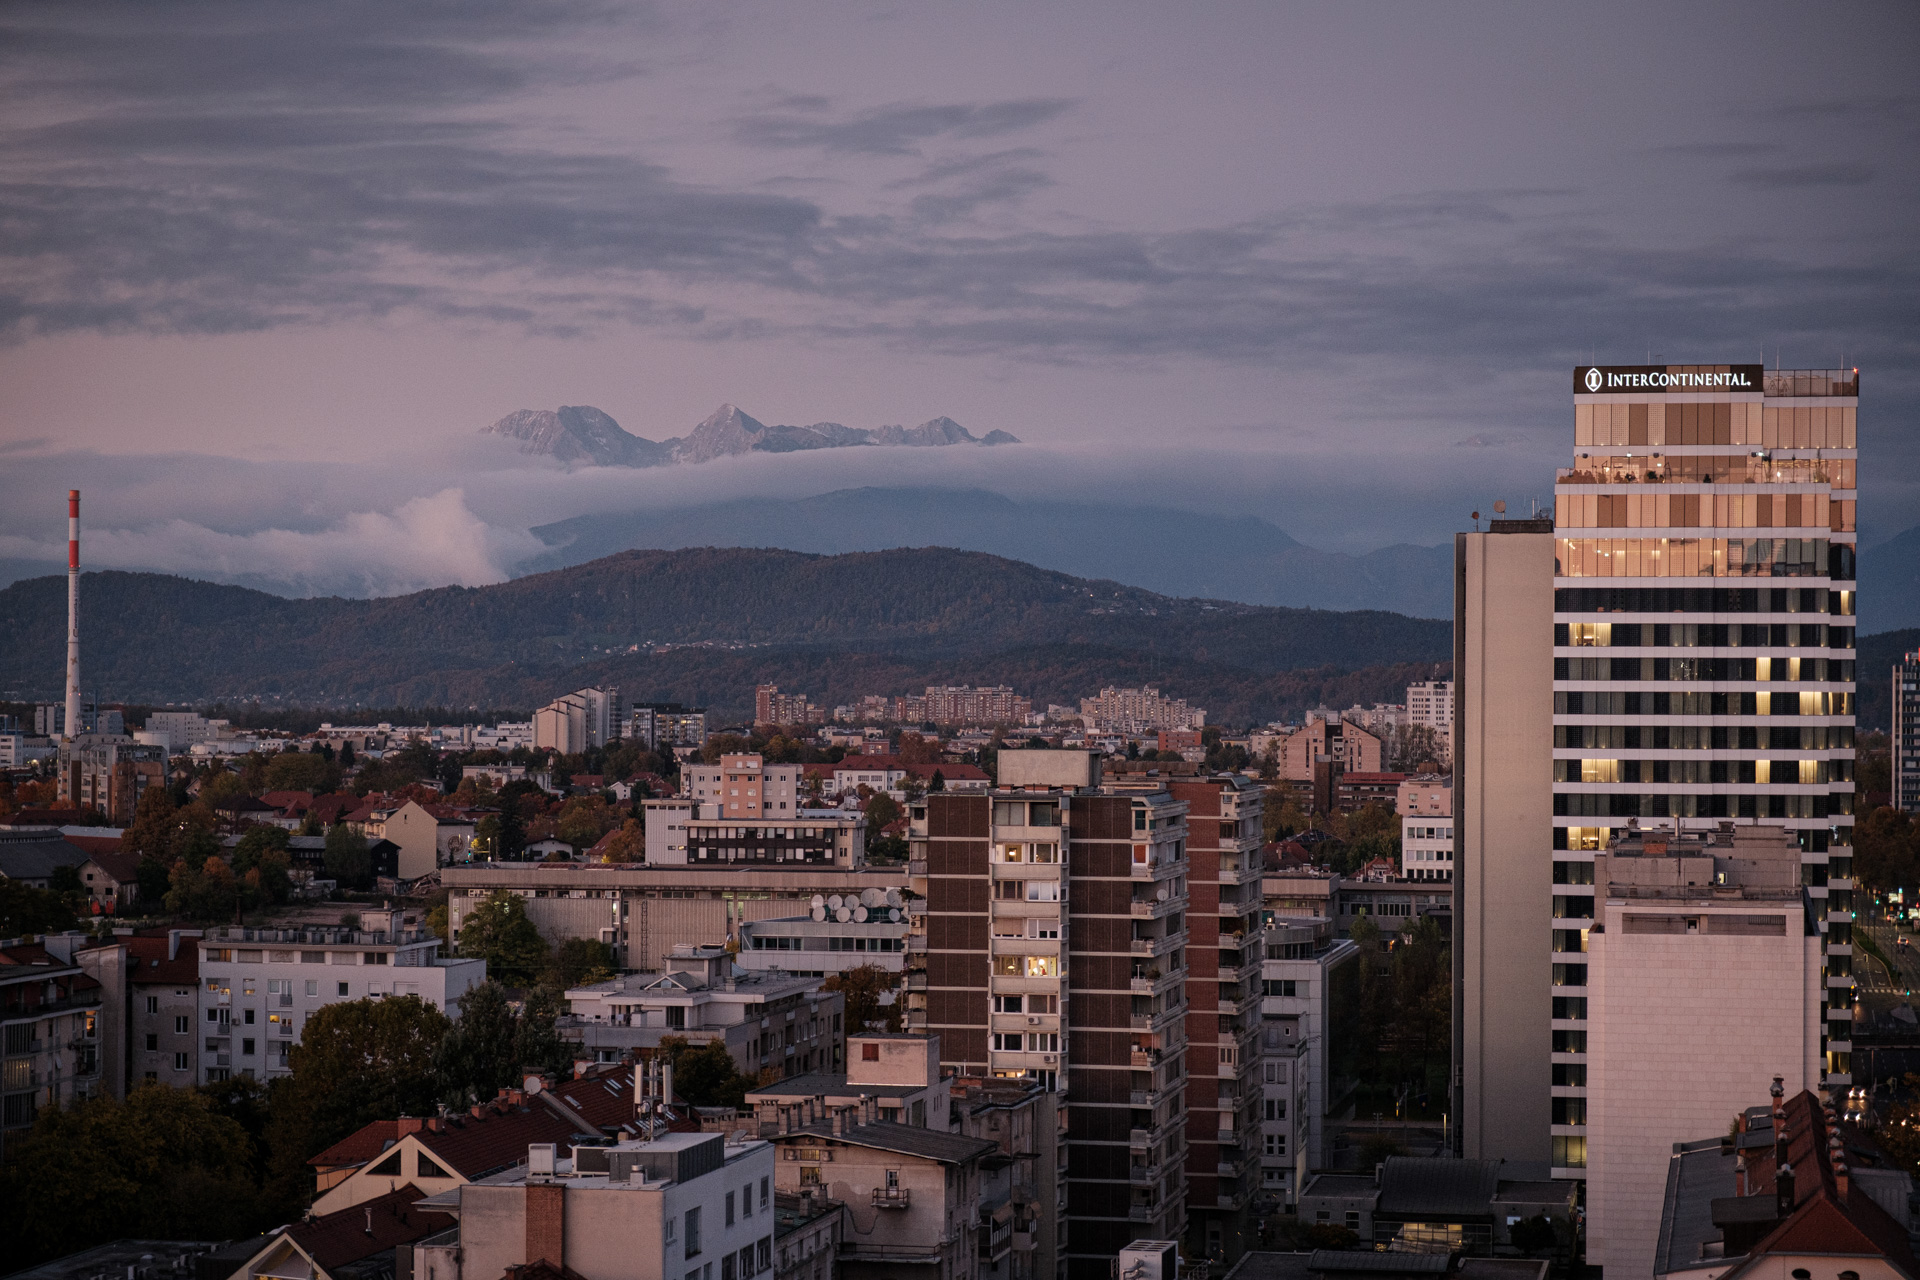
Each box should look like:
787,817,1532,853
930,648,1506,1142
773,1191,845,1280
1585,822,1823,1278
1896,650,1920,814
409,1132,778,1280
1452,518,1557,1169
35,702,122,738
747,1032,947,1132
685,753,806,818
1110,767,1265,1269
1,937,105,1159
766,1107,997,1280
1079,687,1203,736
1550,365,1858,1180
310,1098,594,1215
1398,776,1454,882
1654,1085,1916,1278
223,1185,454,1280
906,749,1193,1280
1256,916,1357,1205
807,755,992,800
738,912,908,980
920,686,1033,726
1333,770,1403,814
640,799,866,869
121,930,202,1092
61,735,166,824
0,730,56,767
560,944,843,1080
194,911,485,1084
756,685,825,727
533,686,623,754
951,1074,1065,1280
1297,1157,1575,1254
78,849,143,912
1406,679,1455,749
379,800,478,878
141,711,221,752
443,861,908,972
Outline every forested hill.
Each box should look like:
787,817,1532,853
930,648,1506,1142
0,546,1451,718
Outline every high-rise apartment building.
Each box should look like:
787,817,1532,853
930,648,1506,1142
1548,364,1858,1178
1895,651,1920,814
533,686,623,754
754,685,824,727
906,750,1193,1280
1079,687,1204,736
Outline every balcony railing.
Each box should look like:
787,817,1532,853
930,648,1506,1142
872,1187,912,1209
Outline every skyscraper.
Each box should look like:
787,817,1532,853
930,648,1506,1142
1894,651,1920,815
1548,364,1859,1179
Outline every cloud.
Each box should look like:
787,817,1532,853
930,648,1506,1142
0,488,541,597
731,98,1076,155
1729,163,1876,188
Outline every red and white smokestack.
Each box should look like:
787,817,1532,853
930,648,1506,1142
64,489,81,741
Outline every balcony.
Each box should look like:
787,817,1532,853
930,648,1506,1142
1131,934,1179,958
908,859,927,877
905,971,926,991
1131,1049,1158,1068
1127,1205,1154,1223
1129,1161,1162,1185
872,1187,912,1209
978,1219,1012,1263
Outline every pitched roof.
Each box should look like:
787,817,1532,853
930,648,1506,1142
123,933,200,986
539,1066,652,1134
285,1184,452,1271
775,1120,996,1165
1375,1156,1503,1219
314,1104,586,1180
64,832,127,858
82,849,142,884
0,829,90,880
309,1120,407,1170
261,790,315,811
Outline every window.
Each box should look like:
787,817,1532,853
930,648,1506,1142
757,1240,771,1273
1264,1133,1287,1156
1265,1098,1287,1121
666,1007,686,1030
338,982,350,996
418,1152,451,1178
685,1207,701,1259
175,1015,189,1034
145,1034,159,1051
145,1071,158,1084
760,1176,769,1209
144,996,159,1014
726,1191,735,1226
243,1008,255,1025
1025,956,1058,978
737,1247,753,1279
993,995,1023,1013
306,981,318,996
741,1182,753,1217
173,1052,189,1071
722,1259,736,1280
862,1043,879,1061
241,1038,256,1056
370,1150,403,1176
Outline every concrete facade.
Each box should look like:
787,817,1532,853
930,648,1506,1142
1452,524,1557,1166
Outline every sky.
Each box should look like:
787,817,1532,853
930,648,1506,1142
1,1,1915,595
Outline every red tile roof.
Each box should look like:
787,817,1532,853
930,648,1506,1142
541,1066,645,1134
121,934,201,986
309,1119,407,1170
286,1184,452,1272
262,790,316,811
70,834,130,860
313,1103,584,1180
83,848,141,884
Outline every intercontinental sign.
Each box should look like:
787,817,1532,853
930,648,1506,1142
1575,364,1764,393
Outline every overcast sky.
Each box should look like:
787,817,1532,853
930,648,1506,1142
1,1,1914,591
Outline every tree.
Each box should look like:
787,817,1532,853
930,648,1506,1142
658,1037,752,1110
557,795,619,849
927,769,946,792
436,981,522,1103
457,890,551,986
598,818,645,863
266,995,450,1201
0,1085,263,1267
548,937,617,990
824,964,901,1033
1508,1214,1560,1256
323,821,373,889
265,750,336,793
165,856,241,921
863,792,902,847
0,880,79,936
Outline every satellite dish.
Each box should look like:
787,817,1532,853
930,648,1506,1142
884,889,902,908
811,906,827,921
835,907,852,923
810,895,826,909
827,895,843,910
1494,500,1507,514
854,906,869,922
524,1075,544,1094
861,888,882,908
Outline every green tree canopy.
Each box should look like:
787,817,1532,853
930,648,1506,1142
823,963,901,1034
548,937,617,990
436,981,522,1103
0,1085,263,1267
658,1037,752,1110
0,879,80,936
265,750,337,793
457,889,551,986
323,821,373,889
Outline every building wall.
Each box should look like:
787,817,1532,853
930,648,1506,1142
1453,528,1556,1165
1896,655,1920,814
132,973,201,1090
1587,902,1821,1278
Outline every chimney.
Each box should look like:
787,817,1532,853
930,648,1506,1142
831,1106,848,1137
397,1116,424,1136
64,489,81,747
524,1182,566,1267
1776,1162,1795,1216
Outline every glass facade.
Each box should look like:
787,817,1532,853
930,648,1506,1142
1549,366,1858,1176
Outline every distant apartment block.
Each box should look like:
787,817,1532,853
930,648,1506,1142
685,753,806,817
533,686,623,754
755,685,825,727
1397,775,1453,882
1,935,105,1159
35,701,123,738
63,735,166,823
1257,916,1357,1205
738,910,908,980
1405,680,1454,736
624,703,707,750
1079,686,1203,736
1896,650,1920,814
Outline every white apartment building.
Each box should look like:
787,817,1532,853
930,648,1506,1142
1257,916,1358,1207
1405,681,1454,736
1078,686,1204,736
738,912,908,980
561,944,843,1080
0,730,56,767
413,1132,777,1280
533,686,622,754
1585,822,1822,1279
641,797,865,868
684,754,805,817
194,911,485,1084
1396,775,1454,882
141,710,223,751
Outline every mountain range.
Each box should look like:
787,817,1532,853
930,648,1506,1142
0,547,1449,723
481,403,1018,467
